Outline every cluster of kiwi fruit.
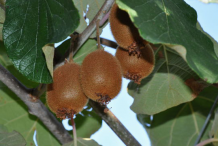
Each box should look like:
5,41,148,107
110,3,155,84
46,2,155,119
46,49,122,119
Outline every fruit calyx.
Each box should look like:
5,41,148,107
124,71,142,84
96,93,111,106
128,41,148,58
56,107,75,120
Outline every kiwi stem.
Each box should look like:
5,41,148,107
71,115,77,146
30,84,47,102
99,10,110,26
96,19,101,50
89,100,141,146
70,0,114,56
69,34,78,62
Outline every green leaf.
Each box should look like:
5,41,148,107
116,0,218,83
74,108,102,138
196,22,218,58
128,47,199,115
56,38,98,64
138,86,218,146
63,138,100,146
0,42,38,88
42,44,54,78
3,0,80,83
0,124,26,146
73,0,106,38
0,85,61,146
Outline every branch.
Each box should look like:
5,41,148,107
196,138,218,146
194,94,218,145
72,0,114,55
0,64,73,144
89,100,141,146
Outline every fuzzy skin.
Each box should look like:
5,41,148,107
115,45,155,84
110,3,143,49
46,62,88,115
80,49,122,101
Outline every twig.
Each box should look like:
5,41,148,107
196,138,218,146
94,37,118,49
71,115,77,146
72,0,114,56
69,33,79,62
194,94,218,145
89,100,141,146
31,83,47,100
0,64,73,144
96,19,101,49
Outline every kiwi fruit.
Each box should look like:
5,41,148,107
80,49,122,105
115,45,155,84
46,62,88,119
110,3,147,56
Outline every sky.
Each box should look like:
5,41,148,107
44,1,218,146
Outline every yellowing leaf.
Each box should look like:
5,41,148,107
42,44,54,78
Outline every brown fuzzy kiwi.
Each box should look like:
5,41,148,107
80,49,122,105
46,62,88,119
110,3,147,55
115,45,155,84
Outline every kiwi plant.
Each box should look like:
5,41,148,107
46,61,88,119
110,3,147,56
80,49,122,105
115,45,155,84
